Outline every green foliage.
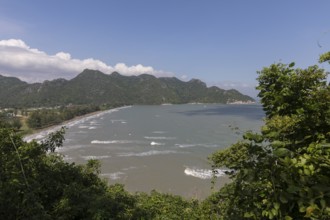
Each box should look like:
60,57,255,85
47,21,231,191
0,111,22,130
40,126,66,152
0,128,136,219
0,70,254,108
0,127,202,219
134,190,200,219
26,105,100,129
319,51,330,64
210,54,330,219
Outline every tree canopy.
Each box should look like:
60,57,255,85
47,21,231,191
210,53,330,219
0,127,201,219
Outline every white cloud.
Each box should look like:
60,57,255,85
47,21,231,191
180,75,188,80
0,39,173,82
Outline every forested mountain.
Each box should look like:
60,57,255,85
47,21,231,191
0,69,254,108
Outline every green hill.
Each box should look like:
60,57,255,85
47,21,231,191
0,69,254,108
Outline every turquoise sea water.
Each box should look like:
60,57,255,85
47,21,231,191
26,104,264,198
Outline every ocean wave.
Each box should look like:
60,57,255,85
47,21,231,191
91,140,139,144
111,119,127,123
23,106,132,142
199,144,219,148
184,167,227,179
118,150,177,157
88,126,97,130
62,155,73,160
81,155,111,160
23,130,56,143
150,141,165,146
175,143,219,148
78,125,89,128
101,172,125,180
144,136,176,140
175,144,197,148
56,144,88,152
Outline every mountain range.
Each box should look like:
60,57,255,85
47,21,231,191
0,69,254,108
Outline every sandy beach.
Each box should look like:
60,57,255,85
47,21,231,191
23,107,131,142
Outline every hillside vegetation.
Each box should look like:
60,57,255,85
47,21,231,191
0,70,254,108
0,53,329,219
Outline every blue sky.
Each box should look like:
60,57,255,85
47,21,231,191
0,0,330,97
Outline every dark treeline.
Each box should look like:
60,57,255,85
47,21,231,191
26,105,100,129
0,110,22,130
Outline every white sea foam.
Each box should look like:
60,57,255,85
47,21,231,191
111,119,127,123
144,136,176,140
91,140,138,144
188,102,203,105
88,126,97,130
78,125,89,128
150,141,164,146
175,143,219,148
118,150,177,157
56,144,89,152
175,144,197,148
63,155,73,160
199,144,219,148
184,167,227,179
101,172,125,180
23,106,132,142
81,155,111,160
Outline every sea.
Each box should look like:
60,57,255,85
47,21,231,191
25,104,264,199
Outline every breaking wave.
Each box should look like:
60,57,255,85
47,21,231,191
81,155,111,160
144,136,176,140
91,140,139,144
150,141,164,146
118,150,177,157
175,144,197,148
56,144,89,152
111,119,127,123
175,143,219,148
184,167,228,179
101,172,125,180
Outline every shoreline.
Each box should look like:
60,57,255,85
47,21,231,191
23,106,132,142
31,110,105,134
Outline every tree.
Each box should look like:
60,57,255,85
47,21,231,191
134,190,200,219
209,52,330,219
0,126,200,219
0,128,138,219
319,51,330,64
